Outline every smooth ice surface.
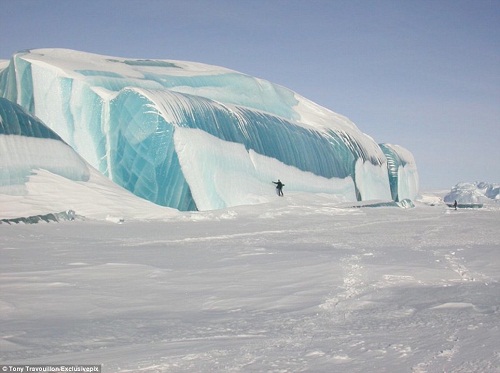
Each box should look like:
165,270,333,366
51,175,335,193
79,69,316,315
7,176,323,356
0,49,419,210
1,191,499,372
379,143,419,202
174,127,357,210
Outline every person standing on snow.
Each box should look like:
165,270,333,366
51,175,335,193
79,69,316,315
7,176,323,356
273,179,285,196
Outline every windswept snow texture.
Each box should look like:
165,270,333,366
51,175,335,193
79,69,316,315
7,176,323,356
0,49,419,210
0,97,90,191
1,194,499,372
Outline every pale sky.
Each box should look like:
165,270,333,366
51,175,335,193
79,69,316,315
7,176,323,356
1,0,499,190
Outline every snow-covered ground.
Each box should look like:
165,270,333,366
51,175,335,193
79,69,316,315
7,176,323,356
1,192,499,372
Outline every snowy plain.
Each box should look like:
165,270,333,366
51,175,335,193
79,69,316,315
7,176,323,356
1,187,500,372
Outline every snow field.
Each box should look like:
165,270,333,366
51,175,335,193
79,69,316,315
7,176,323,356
1,195,499,372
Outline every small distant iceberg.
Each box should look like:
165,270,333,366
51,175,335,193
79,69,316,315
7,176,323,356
443,182,499,208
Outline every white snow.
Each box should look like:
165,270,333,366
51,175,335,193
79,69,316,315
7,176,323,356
0,168,178,221
1,183,499,372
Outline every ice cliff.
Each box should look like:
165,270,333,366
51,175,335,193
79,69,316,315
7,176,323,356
0,49,418,211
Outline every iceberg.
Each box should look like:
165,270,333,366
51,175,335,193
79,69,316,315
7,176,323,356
444,182,500,207
0,49,419,211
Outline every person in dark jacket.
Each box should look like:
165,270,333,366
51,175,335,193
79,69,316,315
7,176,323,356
273,179,285,196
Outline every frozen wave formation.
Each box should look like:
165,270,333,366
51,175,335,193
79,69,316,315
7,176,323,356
0,96,90,194
0,49,418,211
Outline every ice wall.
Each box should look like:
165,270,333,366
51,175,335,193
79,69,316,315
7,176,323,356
379,143,419,202
0,49,419,210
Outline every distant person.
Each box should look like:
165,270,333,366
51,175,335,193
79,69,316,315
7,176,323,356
272,179,285,196
454,200,458,210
